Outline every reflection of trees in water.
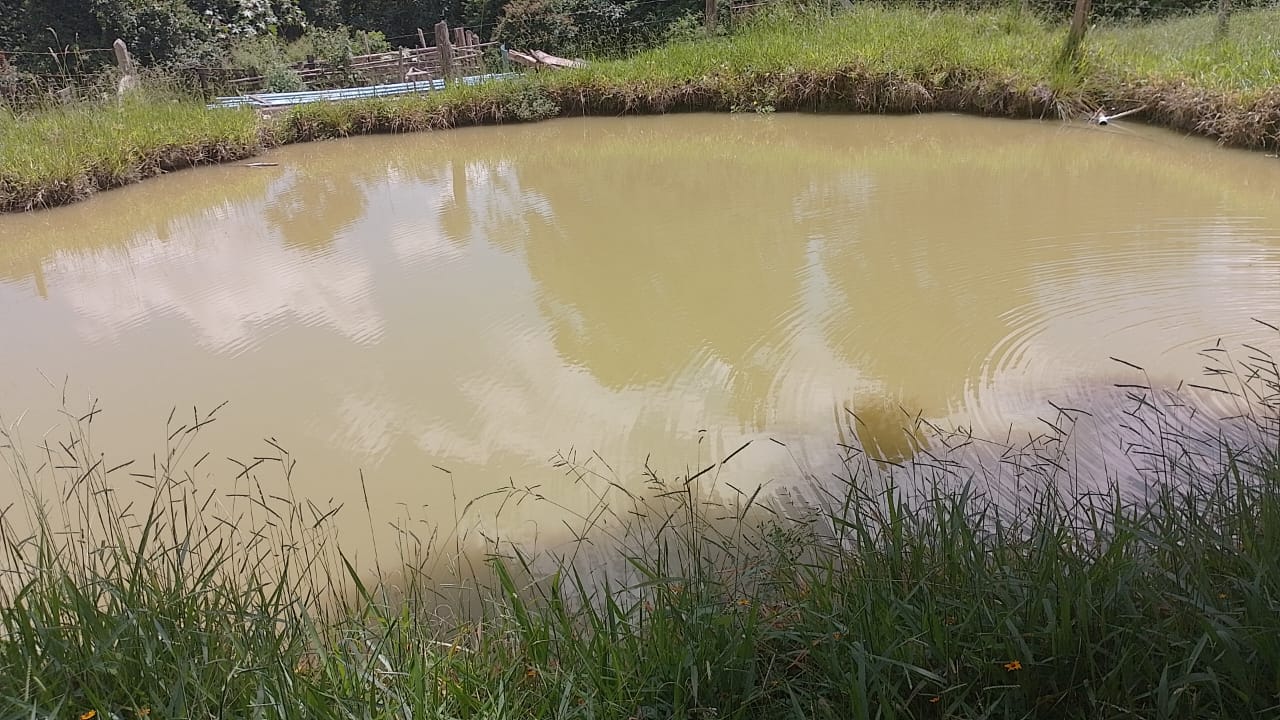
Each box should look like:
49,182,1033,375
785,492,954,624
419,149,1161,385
511,149,819,429
263,163,370,252
484,118,1280,437
0,167,280,291
816,141,1269,428
435,157,554,256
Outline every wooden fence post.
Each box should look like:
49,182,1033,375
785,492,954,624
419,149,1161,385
1061,0,1092,64
1216,0,1232,38
466,30,481,73
112,38,133,74
418,27,429,49
435,21,454,82
705,0,717,34
452,27,466,76
113,38,139,97
0,51,12,105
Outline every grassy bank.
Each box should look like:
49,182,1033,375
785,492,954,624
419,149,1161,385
0,99,261,211
1,350,1279,718
2,5,1280,212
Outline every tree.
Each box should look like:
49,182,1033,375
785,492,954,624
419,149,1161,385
91,0,209,62
340,0,447,40
0,0,26,50
18,0,105,56
300,0,343,27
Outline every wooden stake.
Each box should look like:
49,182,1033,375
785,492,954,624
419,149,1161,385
1062,0,1092,63
705,0,717,34
1216,0,1232,38
467,31,481,72
435,21,454,82
418,27,428,49
112,38,133,74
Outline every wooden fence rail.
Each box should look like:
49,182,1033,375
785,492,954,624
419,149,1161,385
225,22,493,93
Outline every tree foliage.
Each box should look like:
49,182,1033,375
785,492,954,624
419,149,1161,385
0,0,1245,74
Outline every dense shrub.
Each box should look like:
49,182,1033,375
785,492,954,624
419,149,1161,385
227,25,388,87
495,0,700,57
494,0,580,53
91,0,210,62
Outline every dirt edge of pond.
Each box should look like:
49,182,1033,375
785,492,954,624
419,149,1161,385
3,72,1278,214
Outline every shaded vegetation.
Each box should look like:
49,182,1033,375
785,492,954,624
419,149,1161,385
1,341,1278,718
3,6,1280,212
0,90,260,210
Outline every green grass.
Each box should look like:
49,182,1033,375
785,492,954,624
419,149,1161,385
0,95,260,212
2,5,1280,212
557,5,1063,87
1,347,1279,718
1090,9,1280,94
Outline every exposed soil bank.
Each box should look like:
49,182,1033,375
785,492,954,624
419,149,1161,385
3,7,1278,213
270,71,1280,156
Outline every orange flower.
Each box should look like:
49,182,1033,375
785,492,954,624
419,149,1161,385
1004,660,1023,672
737,598,751,607
80,712,97,720
525,667,537,679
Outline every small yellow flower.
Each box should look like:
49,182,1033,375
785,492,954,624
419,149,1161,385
737,598,751,607
1004,660,1023,672
138,710,151,718
80,712,97,720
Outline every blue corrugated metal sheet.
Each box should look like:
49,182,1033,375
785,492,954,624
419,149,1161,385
208,73,520,109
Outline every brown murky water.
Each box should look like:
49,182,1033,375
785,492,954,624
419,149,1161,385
2,113,1279,547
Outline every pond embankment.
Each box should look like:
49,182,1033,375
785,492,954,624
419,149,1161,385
3,362,1279,717
2,6,1278,213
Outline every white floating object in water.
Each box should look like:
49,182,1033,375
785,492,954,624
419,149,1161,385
1091,105,1147,126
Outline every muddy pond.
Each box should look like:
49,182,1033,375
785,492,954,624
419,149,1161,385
2,113,1279,550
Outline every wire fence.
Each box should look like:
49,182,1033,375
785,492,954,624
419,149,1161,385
2,0,1272,111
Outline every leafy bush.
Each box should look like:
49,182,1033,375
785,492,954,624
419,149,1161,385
200,0,309,40
495,0,701,57
91,0,211,62
263,61,304,90
506,83,559,120
230,25,388,72
662,10,703,43
495,0,581,54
